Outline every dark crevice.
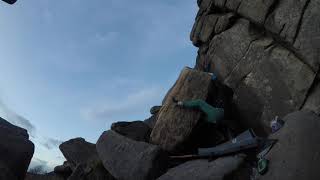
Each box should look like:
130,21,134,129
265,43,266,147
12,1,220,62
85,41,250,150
264,41,275,50
266,30,315,72
234,70,253,89
293,0,311,43
225,36,263,84
235,1,242,12
278,23,286,36
264,0,280,24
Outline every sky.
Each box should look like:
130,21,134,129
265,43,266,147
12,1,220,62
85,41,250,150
0,0,198,171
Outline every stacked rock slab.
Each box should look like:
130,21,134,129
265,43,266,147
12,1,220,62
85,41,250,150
261,111,320,180
191,0,319,135
96,130,168,180
0,117,34,180
150,67,213,152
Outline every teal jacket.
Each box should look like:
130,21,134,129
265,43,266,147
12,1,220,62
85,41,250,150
182,99,224,124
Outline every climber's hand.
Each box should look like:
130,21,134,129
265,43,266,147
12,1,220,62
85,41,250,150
177,101,183,106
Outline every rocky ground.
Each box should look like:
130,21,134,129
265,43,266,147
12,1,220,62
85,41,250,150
1,0,320,180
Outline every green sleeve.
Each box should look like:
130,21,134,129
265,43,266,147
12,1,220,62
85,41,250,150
182,100,224,123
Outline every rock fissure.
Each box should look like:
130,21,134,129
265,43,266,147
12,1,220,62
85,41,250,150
293,0,312,44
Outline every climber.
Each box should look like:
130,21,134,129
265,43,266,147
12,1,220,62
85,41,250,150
172,98,224,124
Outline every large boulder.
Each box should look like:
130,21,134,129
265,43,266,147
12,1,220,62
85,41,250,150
261,111,320,180
59,138,113,180
59,138,99,167
96,130,168,180
0,117,34,180
111,121,151,142
157,155,245,180
191,16,316,135
191,0,320,136
150,67,213,152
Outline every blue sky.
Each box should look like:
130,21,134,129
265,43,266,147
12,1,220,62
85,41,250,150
0,0,198,171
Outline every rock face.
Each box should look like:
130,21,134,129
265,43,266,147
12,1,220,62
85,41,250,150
157,155,245,180
0,117,34,180
150,67,213,152
111,121,151,142
261,111,320,180
191,0,320,135
96,130,168,180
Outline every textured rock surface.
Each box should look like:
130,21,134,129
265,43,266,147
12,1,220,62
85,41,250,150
210,0,276,24
96,130,168,180
261,111,320,180
150,67,213,152
303,80,320,115
191,0,320,135
157,155,245,180
111,121,151,142
293,0,320,71
0,117,34,180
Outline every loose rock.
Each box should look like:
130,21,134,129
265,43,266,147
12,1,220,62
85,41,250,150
150,67,213,152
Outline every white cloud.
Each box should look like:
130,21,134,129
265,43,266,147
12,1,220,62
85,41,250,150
82,85,165,122
40,137,63,150
0,100,36,137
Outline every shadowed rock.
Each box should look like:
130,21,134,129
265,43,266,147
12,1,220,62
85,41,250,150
25,172,66,180
0,117,34,180
261,111,320,180
111,121,151,142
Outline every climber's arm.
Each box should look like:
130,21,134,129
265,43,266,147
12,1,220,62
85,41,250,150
180,99,224,124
